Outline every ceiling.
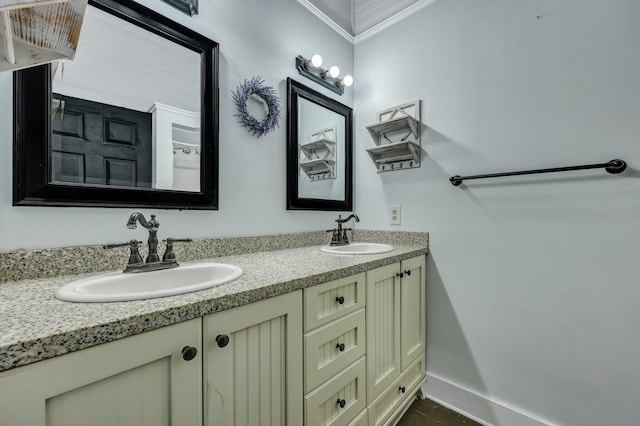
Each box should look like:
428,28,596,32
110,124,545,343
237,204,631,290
298,0,435,42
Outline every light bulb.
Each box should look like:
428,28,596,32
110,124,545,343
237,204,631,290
309,54,323,68
341,75,353,87
328,66,340,78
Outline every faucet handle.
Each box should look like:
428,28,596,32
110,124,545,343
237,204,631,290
162,237,192,263
104,240,142,249
104,240,144,270
164,238,193,243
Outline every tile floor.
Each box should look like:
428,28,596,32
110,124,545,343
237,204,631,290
396,397,483,426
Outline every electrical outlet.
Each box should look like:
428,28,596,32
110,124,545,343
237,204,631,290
389,205,401,225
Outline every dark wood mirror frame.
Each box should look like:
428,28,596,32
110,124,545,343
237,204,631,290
13,0,219,209
286,78,353,211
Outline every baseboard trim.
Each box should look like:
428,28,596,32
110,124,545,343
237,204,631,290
425,374,552,426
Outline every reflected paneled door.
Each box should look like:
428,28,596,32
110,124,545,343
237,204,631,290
51,93,152,188
203,291,303,426
0,319,202,426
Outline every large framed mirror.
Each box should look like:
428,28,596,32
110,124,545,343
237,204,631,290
13,0,219,209
286,78,353,211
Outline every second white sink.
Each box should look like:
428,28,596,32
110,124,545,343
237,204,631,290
55,262,243,303
320,242,394,255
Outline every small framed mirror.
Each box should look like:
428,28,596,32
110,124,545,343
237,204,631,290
13,0,219,209
286,78,353,211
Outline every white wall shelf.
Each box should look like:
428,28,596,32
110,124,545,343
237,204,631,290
366,100,421,172
299,126,337,181
299,158,335,180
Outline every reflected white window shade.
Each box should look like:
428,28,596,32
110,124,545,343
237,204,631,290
0,0,88,72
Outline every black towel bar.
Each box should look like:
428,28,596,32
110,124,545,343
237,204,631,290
450,159,626,186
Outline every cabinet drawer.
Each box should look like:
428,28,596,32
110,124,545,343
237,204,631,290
305,309,366,393
368,355,425,426
348,409,368,426
305,357,367,426
305,273,365,331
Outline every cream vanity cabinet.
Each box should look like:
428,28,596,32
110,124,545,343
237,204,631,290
0,318,203,426
0,255,424,426
366,256,426,426
304,272,368,426
203,290,303,426
303,254,426,426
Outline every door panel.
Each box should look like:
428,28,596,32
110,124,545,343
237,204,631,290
51,93,152,188
204,291,303,426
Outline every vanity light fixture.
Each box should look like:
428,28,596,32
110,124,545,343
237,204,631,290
295,54,353,95
0,0,88,72
308,53,323,68
323,65,340,79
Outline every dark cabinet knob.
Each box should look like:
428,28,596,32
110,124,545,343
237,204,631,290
399,386,406,393
336,343,345,352
335,296,345,305
336,398,346,408
216,334,230,348
397,272,404,279
405,270,411,276
181,346,198,361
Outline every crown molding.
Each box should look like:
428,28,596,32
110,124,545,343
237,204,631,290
297,0,438,44
297,0,355,43
354,0,438,43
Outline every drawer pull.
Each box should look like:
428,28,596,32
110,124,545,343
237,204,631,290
399,386,406,394
396,272,404,279
335,296,345,305
336,398,346,408
216,334,230,348
336,343,345,352
404,270,412,276
181,346,198,361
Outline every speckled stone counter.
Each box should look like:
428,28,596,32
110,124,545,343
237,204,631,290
0,233,428,373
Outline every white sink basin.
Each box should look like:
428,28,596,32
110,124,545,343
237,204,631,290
55,262,243,303
320,243,394,255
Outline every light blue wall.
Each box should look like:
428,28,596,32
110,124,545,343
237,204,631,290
354,1,640,424
0,0,354,251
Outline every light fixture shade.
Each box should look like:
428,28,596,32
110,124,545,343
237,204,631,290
342,75,353,87
328,65,340,78
0,0,88,72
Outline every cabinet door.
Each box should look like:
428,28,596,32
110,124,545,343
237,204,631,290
0,319,202,426
368,356,425,426
400,256,426,370
203,291,303,426
365,262,401,403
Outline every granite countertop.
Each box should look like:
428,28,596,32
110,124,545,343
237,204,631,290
0,243,428,373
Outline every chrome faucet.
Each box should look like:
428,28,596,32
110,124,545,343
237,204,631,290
327,214,360,246
105,213,192,273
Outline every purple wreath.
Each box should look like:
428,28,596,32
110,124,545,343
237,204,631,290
232,76,281,138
